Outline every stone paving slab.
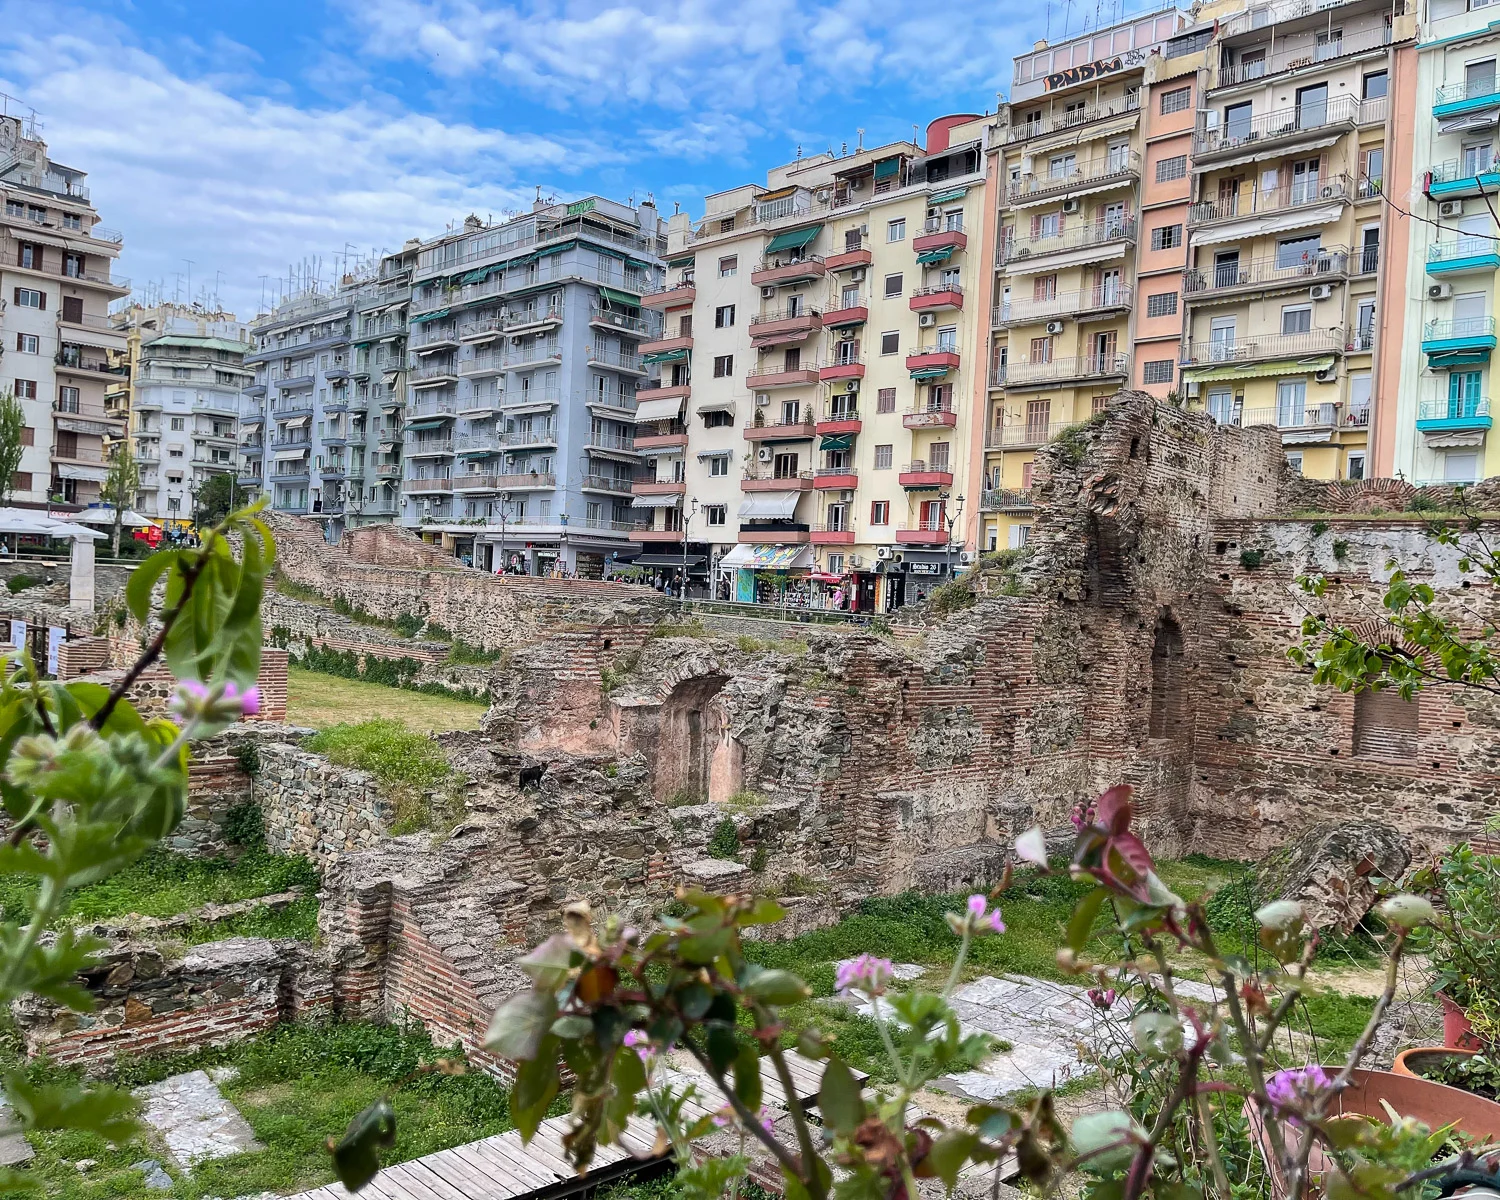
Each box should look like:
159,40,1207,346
135,1070,262,1168
0,1098,31,1166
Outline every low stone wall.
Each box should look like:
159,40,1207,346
177,753,256,857
13,936,332,1071
256,742,394,868
54,644,289,722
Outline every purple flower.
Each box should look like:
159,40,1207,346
967,894,987,917
1087,987,1117,1010
1069,800,1098,831
959,895,1006,936
1265,1066,1333,1125
835,954,895,996
757,1106,775,1135
623,1029,656,1065
988,909,1006,934
711,1107,732,1128
225,682,260,716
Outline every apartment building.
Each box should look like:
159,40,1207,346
1179,0,1411,481
0,107,129,509
646,117,992,610
350,247,416,526
1383,0,1498,484
117,304,252,524
982,8,1187,553
401,199,665,576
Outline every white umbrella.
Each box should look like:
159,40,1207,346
74,506,158,529
0,508,69,536
43,521,104,541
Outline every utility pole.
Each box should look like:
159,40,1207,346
680,497,699,611
941,492,966,582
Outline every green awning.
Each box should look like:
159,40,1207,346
404,419,450,431
765,225,822,254
819,434,853,451
458,446,497,456
873,157,901,179
916,247,954,264
593,244,628,260
642,348,690,364
598,286,641,308
1429,349,1493,366
1184,355,1333,383
535,239,577,260
668,255,696,268
910,366,951,380
927,185,970,204
625,258,654,273
409,309,449,324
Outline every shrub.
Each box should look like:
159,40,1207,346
1239,548,1264,569
5,574,44,595
394,613,425,638
424,620,453,641
1332,538,1350,560
1310,520,1330,537
448,638,501,664
306,719,454,794
749,845,769,873
221,801,266,849
925,578,976,618
707,817,740,860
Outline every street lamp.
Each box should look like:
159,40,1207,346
498,489,511,574
680,496,699,611
941,492,966,582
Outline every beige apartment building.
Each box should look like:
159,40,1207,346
643,116,992,610
0,106,129,509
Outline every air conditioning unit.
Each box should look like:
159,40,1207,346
755,392,771,406
758,447,774,462
1061,198,1081,214
761,286,777,299
1045,319,1065,334
849,268,867,281
1309,284,1333,301
844,380,860,393
876,546,894,560
839,490,855,501
958,550,977,565
1438,200,1464,218
848,554,863,568
919,313,937,327
1315,366,1337,383
815,187,831,201
1321,184,1335,198
1428,282,1454,300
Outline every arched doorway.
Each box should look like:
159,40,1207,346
656,675,743,804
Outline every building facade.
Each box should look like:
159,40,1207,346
648,117,992,610
349,248,415,525
399,199,665,576
118,304,252,524
0,108,129,509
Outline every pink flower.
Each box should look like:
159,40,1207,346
987,909,1006,934
835,954,895,996
1265,1066,1333,1125
623,1029,656,1065
1069,800,1098,830
225,682,260,716
757,1106,775,1135
967,894,987,917
960,895,1006,936
1087,987,1117,1010
711,1107,732,1128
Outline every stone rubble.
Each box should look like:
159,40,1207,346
134,1070,263,1168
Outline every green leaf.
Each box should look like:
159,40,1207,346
1066,887,1109,953
511,1036,561,1142
5,1074,140,1143
125,550,178,626
733,1044,762,1112
818,1055,865,1135
518,934,579,990
742,969,810,1007
330,1097,396,1193
482,989,557,1061
706,1024,739,1074
676,1156,749,1200
1070,1110,1141,1174
926,1128,979,1189
676,981,713,1020
738,897,786,926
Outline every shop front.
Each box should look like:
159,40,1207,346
629,551,709,597
716,543,816,606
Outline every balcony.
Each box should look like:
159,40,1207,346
736,524,810,544
980,489,1035,513
899,461,954,489
819,355,864,382
412,326,460,351
632,429,686,451
1183,247,1350,301
903,404,959,429
459,471,557,492
985,421,1073,449
642,281,696,309
454,434,501,456
1007,151,1140,206
1417,396,1492,433
633,479,687,497
1187,174,1352,229
502,386,562,410
811,525,857,546
458,354,505,380
499,426,558,449
405,477,454,493
639,334,694,357
635,382,691,404
909,286,964,312
456,319,501,347
750,256,825,287
407,397,457,421
1193,96,1359,161
823,299,868,329
816,408,862,436
743,417,815,441
589,305,652,337
582,474,637,495
745,366,819,390
406,438,455,458
1005,353,1131,388
1353,244,1380,276
1425,154,1500,201
1435,76,1500,120
503,342,563,371
824,247,872,271
906,347,961,376
994,284,1134,328
749,308,823,343
913,220,968,254
1213,26,1394,91
742,470,813,492
504,304,566,333
588,348,646,375
896,521,950,546
1422,317,1497,366
1002,94,1141,146
1427,238,1500,277
1000,217,1137,270
812,468,858,490
634,524,687,544
411,361,459,388
1182,330,1345,368
270,398,315,420
0,249,129,292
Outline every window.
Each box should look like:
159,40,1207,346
13,334,37,354
713,354,734,377
1281,304,1312,334
880,331,899,355
170,416,186,431
1146,291,1178,318
1155,155,1187,182
718,256,737,277
1362,70,1388,99
705,504,727,526
9,473,29,493
883,273,903,298
887,218,906,241
1353,689,1418,758
707,455,730,477
12,380,36,400
1276,234,1322,269
13,288,43,310
1150,224,1183,251
870,500,890,525
61,213,80,230
1346,452,1366,481
703,410,734,428
714,304,735,328
719,217,735,233
1143,360,1174,384
877,387,896,413
61,296,83,324
56,431,78,459
1160,85,1191,114
874,444,893,470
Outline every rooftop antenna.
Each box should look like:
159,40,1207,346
673,201,681,214
856,127,864,151
840,141,847,157
795,143,802,160
182,259,195,306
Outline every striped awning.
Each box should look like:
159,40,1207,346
916,247,955,264
927,186,970,204
631,493,681,509
1184,355,1334,382
820,434,853,451
910,367,950,380
642,348,690,364
410,309,450,324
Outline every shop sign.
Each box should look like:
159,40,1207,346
908,562,944,576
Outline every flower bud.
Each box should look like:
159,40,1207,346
1376,894,1437,929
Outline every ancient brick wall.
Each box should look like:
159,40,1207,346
255,742,394,868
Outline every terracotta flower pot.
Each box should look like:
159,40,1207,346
1438,991,1481,1051
1392,1046,1475,1080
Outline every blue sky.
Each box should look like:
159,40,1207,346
0,0,1138,318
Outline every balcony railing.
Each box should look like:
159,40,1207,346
1188,174,1351,226
985,421,1079,448
1424,317,1498,342
1213,27,1394,90
980,488,1035,511
407,397,457,420
1356,176,1383,201
1418,397,1491,422
1003,94,1141,145
586,432,636,452
994,284,1134,327
1233,403,1346,430
587,348,644,372
1193,95,1359,157
1007,152,1141,203
499,426,558,447
1428,238,1496,267
1429,153,1500,187
0,249,128,290
1183,247,1349,296
587,304,651,335
1004,353,1131,386
406,438,455,455
410,361,458,383
1000,217,1137,265
581,474,637,493
1182,329,1347,365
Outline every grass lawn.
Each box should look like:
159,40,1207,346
17,1022,517,1200
286,666,487,732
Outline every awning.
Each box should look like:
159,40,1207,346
1190,203,1343,248
746,544,815,569
642,348,690,364
634,554,706,567
695,399,736,415
1191,135,1340,175
738,492,802,519
56,463,110,483
910,366,951,380
274,446,310,460
631,493,682,509
765,225,822,254
750,329,813,349
820,434,853,451
410,309,450,324
667,255,696,268
404,418,450,431
927,186,970,204
1441,112,1500,135
873,157,902,179
757,186,797,203
635,395,685,423
1429,349,1492,367
696,448,734,459
717,543,755,569
241,420,262,430
1185,355,1334,382
598,286,641,308
283,415,310,428
916,247,955,264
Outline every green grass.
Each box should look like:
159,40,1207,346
305,718,464,834
287,666,487,733
18,1021,519,1200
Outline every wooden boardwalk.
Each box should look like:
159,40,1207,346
291,1051,858,1200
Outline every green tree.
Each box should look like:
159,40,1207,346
101,440,141,556
0,390,26,505
196,471,237,527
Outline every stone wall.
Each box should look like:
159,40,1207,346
255,742,394,868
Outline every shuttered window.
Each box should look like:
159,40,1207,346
1353,689,1419,758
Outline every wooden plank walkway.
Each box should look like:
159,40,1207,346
291,1051,858,1200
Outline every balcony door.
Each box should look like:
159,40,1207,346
1106,138,1131,171
1467,57,1497,100
1449,370,1483,419
1097,268,1122,306
1295,83,1328,129
1315,27,1343,62
1025,398,1051,441
919,499,946,531
1290,157,1321,205
1206,388,1237,426
1462,140,1494,177
1101,201,1126,236
1225,101,1253,143
1210,315,1237,361
1277,378,1307,426
1093,330,1118,369
1214,249,1241,289
1454,291,1488,339
1216,177,1242,218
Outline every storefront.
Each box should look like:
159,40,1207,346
716,543,816,605
631,551,708,596
897,549,954,604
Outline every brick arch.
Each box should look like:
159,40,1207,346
655,674,744,804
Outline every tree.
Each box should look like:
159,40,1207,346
101,440,140,557
0,390,26,505
195,472,237,527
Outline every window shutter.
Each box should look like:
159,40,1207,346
1030,214,1041,238
37,291,44,311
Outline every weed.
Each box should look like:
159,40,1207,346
926,578,976,618
749,845,770,873
447,638,502,664
599,649,642,694
652,619,708,639
394,613,425,638
229,741,261,778
1310,520,1330,537
1332,538,1350,561
1049,421,1093,466
306,719,462,834
707,817,740,860
976,546,1032,572
5,574,44,594
424,621,453,641
221,801,265,848
603,762,618,778
665,788,696,808
726,790,766,812
1239,548,1264,569
736,634,771,654
779,874,831,897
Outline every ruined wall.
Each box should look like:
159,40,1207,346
255,742,394,868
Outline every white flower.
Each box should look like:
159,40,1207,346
1015,825,1049,867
